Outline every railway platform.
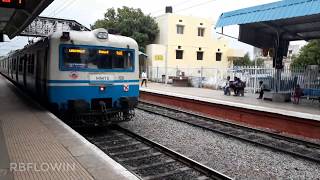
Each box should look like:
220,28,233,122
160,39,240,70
140,82,320,140
0,75,138,180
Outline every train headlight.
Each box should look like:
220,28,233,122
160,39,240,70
99,86,106,92
123,84,129,92
97,32,108,39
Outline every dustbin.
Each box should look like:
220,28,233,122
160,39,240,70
162,75,166,83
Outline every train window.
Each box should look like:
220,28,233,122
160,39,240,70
61,46,134,71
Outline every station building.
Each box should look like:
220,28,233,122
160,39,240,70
145,7,244,73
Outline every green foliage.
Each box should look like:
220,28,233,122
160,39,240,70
255,58,265,66
91,6,159,52
291,40,320,68
233,52,264,66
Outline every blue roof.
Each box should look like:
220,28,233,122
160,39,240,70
216,0,320,28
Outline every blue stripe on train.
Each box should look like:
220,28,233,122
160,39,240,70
48,85,139,109
48,80,140,84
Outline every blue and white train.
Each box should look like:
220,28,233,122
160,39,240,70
0,28,140,126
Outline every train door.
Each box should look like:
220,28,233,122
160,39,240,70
35,50,42,97
15,58,18,82
11,59,14,79
23,55,27,88
7,58,9,76
42,49,48,99
35,48,48,100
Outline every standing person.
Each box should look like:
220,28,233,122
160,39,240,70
293,84,303,104
223,76,231,95
141,71,147,87
257,81,266,99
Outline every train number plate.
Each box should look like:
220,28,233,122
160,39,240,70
89,74,114,81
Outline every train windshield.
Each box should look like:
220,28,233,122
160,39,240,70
61,46,134,71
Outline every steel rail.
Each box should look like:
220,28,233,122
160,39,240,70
138,101,320,163
115,125,232,180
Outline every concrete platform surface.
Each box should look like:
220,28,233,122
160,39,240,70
0,75,139,180
141,82,320,121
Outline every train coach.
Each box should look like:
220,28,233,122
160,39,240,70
0,28,140,126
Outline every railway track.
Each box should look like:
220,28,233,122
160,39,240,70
82,126,231,180
137,101,320,163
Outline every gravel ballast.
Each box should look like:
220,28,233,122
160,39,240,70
120,109,320,179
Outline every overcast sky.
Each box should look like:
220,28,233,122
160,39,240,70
1,0,304,56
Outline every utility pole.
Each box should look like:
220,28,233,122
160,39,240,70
165,44,168,85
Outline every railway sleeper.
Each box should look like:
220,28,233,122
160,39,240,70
117,152,162,162
110,147,151,156
131,159,176,171
143,167,191,180
105,141,142,150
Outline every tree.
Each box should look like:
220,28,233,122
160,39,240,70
255,58,265,66
233,53,251,66
233,53,264,66
291,39,320,68
91,7,159,52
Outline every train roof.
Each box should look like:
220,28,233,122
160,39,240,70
49,28,139,49
1,29,139,58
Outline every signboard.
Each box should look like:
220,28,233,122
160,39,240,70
154,55,164,61
0,0,25,9
89,74,114,81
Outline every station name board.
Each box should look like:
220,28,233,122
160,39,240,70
0,0,25,9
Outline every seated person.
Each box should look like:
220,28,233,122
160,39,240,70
229,77,237,95
237,81,246,96
230,77,242,96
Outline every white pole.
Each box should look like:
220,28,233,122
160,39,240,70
254,57,257,93
165,44,168,85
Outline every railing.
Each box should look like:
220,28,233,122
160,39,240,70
147,66,320,94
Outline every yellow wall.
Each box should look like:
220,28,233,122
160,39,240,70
148,13,239,70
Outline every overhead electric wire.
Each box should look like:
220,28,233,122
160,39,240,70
150,0,197,15
53,0,79,17
45,0,73,17
175,0,217,13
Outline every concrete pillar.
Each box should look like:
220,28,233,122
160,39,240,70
0,34,3,42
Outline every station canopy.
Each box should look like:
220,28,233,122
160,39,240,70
0,0,54,39
215,0,320,49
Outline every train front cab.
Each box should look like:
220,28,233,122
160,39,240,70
47,40,139,124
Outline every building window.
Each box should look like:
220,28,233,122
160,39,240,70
197,51,203,60
216,52,222,61
176,50,183,59
198,28,205,37
177,25,184,34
